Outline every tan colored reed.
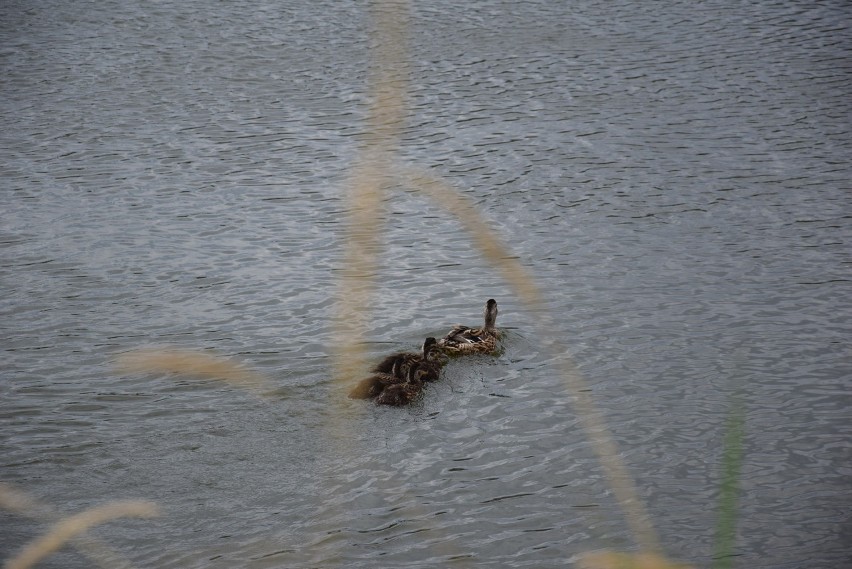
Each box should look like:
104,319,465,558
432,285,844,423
1,486,157,569
332,1,411,389
115,348,269,394
0,483,37,515
1,483,142,569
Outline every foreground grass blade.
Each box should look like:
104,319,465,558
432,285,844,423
713,393,746,569
116,348,270,394
4,499,158,569
0,483,145,569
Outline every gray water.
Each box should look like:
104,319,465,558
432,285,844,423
1,1,850,567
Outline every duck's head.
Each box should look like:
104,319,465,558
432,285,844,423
413,365,433,383
422,337,438,357
424,336,449,364
484,299,499,329
407,364,428,384
391,359,402,377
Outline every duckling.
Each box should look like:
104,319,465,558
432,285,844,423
348,359,406,400
437,298,501,356
372,337,445,383
375,367,428,406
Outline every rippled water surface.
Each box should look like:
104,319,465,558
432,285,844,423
2,1,850,567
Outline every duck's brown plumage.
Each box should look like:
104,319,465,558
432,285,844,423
372,337,444,382
349,338,445,403
375,368,426,406
347,370,403,399
437,299,501,356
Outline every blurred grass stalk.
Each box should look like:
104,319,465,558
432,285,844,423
712,393,745,569
0,483,156,569
115,348,270,395
334,0,662,558
332,0,409,387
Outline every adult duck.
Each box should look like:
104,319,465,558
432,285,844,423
437,299,501,356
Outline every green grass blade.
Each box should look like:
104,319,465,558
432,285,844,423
713,393,746,569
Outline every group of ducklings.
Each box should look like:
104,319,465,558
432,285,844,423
348,299,501,406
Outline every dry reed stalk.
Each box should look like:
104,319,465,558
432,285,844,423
0,483,37,515
115,348,269,394
330,2,476,567
364,0,409,154
332,0,410,389
397,166,542,305
332,159,387,387
0,483,141,569
3,499,158,569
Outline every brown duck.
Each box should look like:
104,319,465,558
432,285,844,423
437,299,501,356
375,367,429,406
371,337,445,382
348,362,427,406
348,337,444,401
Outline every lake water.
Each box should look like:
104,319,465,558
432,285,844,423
1,1,850,567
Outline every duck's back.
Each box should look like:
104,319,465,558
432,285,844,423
372,351,421,377
438,327,499,355
348,372,403,399
375,382,421,406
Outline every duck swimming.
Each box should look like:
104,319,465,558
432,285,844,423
372,337,445,383
347,360,404,400
437,298,501,356
375,367,428,406
348,337,445,402
349,362,427,405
